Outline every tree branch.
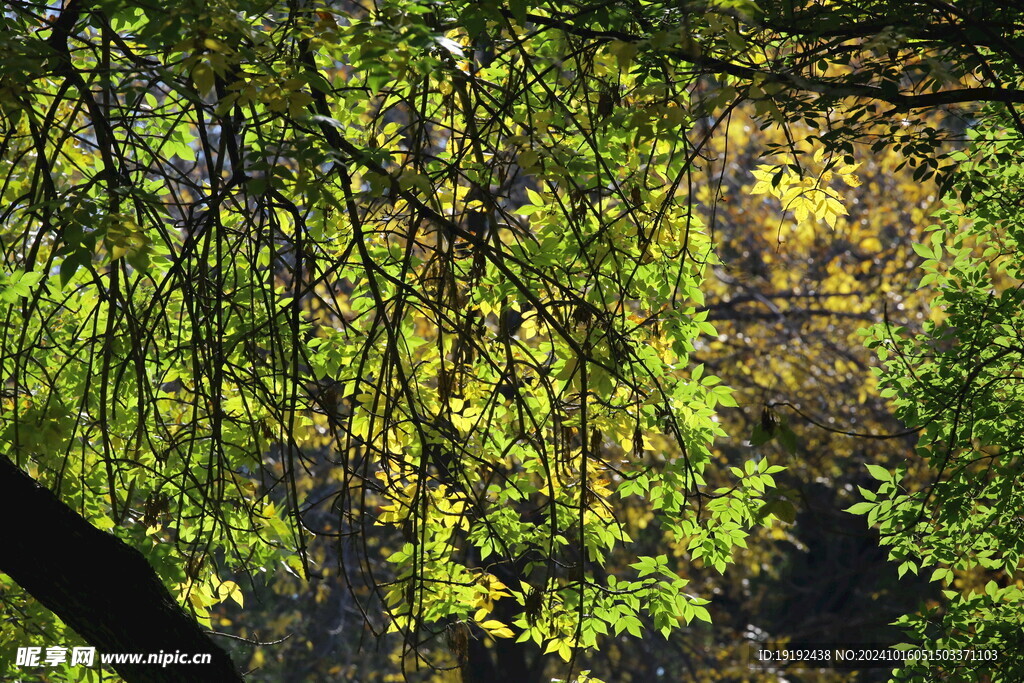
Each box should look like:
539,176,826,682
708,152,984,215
0,457,244,682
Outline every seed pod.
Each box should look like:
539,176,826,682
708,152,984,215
761,404,778,436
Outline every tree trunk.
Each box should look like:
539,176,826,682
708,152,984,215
0,456,244,682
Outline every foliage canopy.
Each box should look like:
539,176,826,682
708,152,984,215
2,0,1024,681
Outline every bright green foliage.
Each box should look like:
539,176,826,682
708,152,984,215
859,111,1024,680
7,0,1024,680
0,1,782,679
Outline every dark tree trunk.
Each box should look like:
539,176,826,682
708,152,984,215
461,563,543,683
0,456,244,682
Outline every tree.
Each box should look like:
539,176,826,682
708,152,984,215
859,104,1024,681
2,1,1023,681
0,2,764,679
642,105,945,680
1,456,243,682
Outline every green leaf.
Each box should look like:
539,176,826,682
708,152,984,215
865,464,892,482
911,242,933,259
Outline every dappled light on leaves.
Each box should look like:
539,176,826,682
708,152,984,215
1,1,1023,682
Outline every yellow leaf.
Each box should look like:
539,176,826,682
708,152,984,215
780,184,806,206
216,580,244,608
793,202,809,224
479,619,507,630
479,620,515,638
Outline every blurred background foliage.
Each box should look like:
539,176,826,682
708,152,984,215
218,102,957,681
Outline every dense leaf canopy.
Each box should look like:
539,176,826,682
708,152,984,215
2,0,1024,681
